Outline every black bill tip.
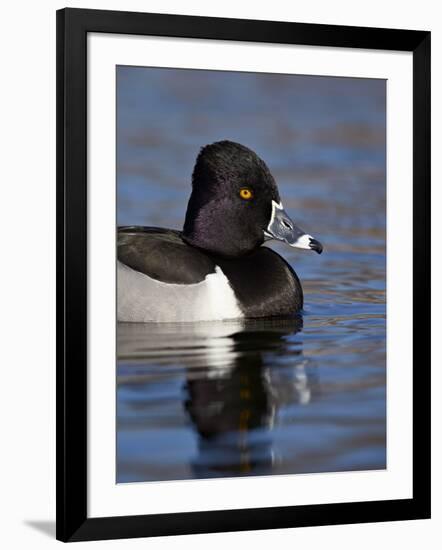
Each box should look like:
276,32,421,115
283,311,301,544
309,238,323,254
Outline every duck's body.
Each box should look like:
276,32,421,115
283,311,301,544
117,141,322,323
117,227,302,322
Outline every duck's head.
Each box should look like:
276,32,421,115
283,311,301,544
182,140,323,258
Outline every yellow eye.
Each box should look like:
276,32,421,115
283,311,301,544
239,188,253,200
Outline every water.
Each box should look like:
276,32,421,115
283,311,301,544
116,67,386,482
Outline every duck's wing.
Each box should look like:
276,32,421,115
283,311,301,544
117,226,216,284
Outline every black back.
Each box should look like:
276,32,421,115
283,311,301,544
118,227,216,284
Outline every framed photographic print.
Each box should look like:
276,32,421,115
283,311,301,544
56,7,431,542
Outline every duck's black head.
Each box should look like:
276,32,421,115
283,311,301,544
182,140,323,258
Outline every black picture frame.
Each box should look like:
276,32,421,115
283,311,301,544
56,7,431,542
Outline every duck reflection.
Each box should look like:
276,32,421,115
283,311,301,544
181,317,319,478
117,317,319,480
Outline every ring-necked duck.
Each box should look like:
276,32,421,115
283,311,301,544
118,140,322,322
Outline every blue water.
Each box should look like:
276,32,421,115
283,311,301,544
116,67,386,482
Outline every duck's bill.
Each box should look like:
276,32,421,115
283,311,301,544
264,201,323,254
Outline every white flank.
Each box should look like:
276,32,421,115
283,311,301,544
205,267,244,320
117,261,243,323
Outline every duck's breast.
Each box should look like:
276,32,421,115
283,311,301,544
214,247,303,318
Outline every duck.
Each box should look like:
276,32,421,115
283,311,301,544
117,140,322,323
